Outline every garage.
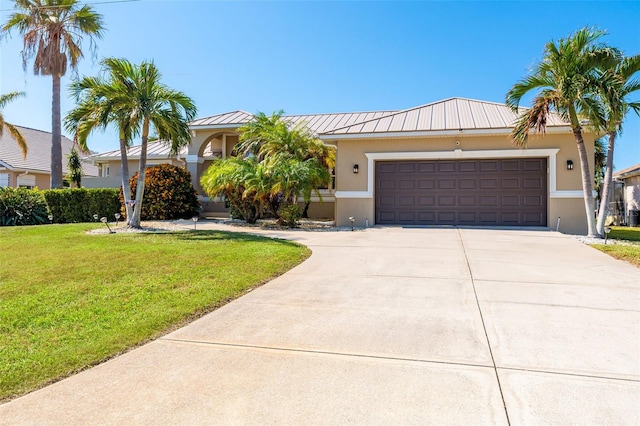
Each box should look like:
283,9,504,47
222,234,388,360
375,158,547,226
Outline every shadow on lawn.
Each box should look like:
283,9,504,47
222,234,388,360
166,229,301,247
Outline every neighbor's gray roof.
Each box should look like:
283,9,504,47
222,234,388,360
0,125,98,176
189,109,397,134
613,163,640,179
323,98,569,135
86,140,187,161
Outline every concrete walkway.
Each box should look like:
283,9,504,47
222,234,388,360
2,226,639,425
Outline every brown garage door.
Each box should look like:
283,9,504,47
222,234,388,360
375,158,547,226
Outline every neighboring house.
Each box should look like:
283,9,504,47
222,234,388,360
0,125,98,189
83,141,191,189
613,163,640,226
88,98,597,234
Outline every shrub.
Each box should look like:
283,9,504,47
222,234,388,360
278,203,300,228
124,164,200,220
0,187,49,226
43,188,120,223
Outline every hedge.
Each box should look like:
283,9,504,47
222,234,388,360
0,187,49,226
43,188,120,223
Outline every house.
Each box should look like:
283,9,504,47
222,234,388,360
613,163,640,226
86,98,596,234
0,125,98,189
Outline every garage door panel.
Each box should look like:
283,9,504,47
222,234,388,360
438,179,456,190
459,179,476,189
398,179,415,190
459,195,477,206
480,179,498,189
379,179,396,190
418,179,436,189
418,196,436,207
438,162,456,172
376,159,547,226
398,196,415,207
459,161,477,172
438,195,456,206
418,162,436,172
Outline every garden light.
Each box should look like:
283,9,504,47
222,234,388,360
192,216,199,230
100,216,114,234
114,212,121,227
349,216,355,231
48,214,53,223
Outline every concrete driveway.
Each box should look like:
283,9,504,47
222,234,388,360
2,226,639,425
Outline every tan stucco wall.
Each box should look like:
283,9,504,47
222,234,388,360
624,176,640,211
0,171,50,189
326,131,596,234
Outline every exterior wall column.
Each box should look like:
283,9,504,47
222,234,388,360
186,155,205,195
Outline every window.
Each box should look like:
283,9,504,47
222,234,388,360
0,173,9,188
101,164,110,177
17,175,36,189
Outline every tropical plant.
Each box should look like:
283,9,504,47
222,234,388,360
0,91,28,157
506,27,621,237
2,0,104,189
201,157,263,223
66,58,197,228
593,55,640,234
66,147,83,187
124,164,200,221
0,187,49,226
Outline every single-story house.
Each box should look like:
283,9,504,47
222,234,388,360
0,125,98,189
613,163,640,226
84,98,596,234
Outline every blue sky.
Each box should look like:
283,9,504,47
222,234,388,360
1,0,639,170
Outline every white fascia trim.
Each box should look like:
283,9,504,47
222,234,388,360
335,191,373,199
362,148,560,196
321,126,572,140
186,155,205,164
550,190,597,198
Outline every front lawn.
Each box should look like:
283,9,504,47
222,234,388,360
590,226,640,267
0,224,310,401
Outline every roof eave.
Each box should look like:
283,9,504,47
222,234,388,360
319,126,575,140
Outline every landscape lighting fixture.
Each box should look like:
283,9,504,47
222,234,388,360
192,216,199,230
100,216,114,234
349,216,355,231
93,213,99,221
353,164,359,174
48,214,53,223
567,160,574,171
114,213,121,227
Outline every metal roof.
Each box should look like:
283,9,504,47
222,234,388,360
613,163,640,179
0,125,98,176
189,110,254,127
190,110,397,134
86,141,187,161
323,98,569,135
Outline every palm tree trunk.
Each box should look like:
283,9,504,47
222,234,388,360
129,120,150,228
573,128,599,237
51,75,63,189
596,132,616,235
119,136,133,224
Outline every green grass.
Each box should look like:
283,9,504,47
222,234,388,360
0,224,310,401
590,226,640,267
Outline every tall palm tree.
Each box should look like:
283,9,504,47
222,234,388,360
66,58,197,228
0,91,28,157
506,27,621,237
594,55,640,234
2,0,103,188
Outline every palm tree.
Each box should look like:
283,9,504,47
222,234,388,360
506,27,621,237
2,0,103,189
66,58,196,228
0,91,27,157
594,55,640,234
236,111,336,218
